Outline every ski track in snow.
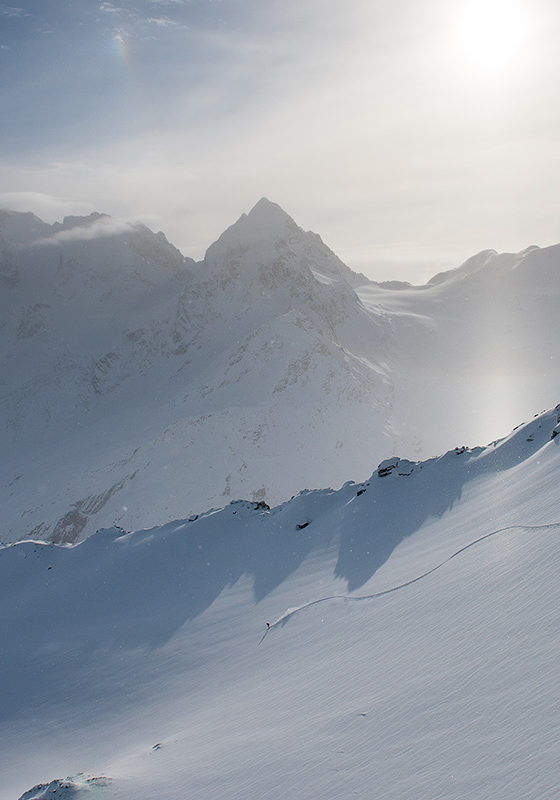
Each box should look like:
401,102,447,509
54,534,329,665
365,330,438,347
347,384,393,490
260,522,560,643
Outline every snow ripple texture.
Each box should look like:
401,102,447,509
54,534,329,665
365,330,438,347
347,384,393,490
262,523,560,640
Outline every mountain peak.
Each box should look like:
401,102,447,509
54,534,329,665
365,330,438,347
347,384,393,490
0,209,51,244
56,212,110,231
427,249,498,286
246,197,293,222
203,199,369,292
235,197,298,240
205,199,300,263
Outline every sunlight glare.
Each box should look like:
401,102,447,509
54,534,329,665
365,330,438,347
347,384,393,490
452,0,531,83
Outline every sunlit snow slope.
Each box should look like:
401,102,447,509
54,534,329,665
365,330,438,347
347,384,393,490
2,406,559,800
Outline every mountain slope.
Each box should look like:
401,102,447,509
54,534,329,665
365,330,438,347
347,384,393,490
0,201,392,544
2,201,560,545
357,242,560,457
1,405,559,800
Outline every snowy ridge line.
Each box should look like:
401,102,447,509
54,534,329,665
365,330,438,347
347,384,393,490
259,523,560,643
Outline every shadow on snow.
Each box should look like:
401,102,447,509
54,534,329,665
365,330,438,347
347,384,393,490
0,408,557,721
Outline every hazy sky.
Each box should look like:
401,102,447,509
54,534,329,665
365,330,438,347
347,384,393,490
1,0,560,282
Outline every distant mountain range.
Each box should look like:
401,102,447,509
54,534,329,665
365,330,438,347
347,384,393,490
1,199,559,543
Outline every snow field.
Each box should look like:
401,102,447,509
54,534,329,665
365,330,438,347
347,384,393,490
2,410,559,799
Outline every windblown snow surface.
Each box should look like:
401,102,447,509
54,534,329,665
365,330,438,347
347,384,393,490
2,406,559,799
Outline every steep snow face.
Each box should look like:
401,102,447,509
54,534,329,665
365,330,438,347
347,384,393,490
1,212,194,447
2,406,559,800
427,248,498,285
0,209,51,247
1,204,392,544
204,198,367,291
197,198,368,354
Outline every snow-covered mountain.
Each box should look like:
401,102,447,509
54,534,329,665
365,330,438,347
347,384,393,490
2,405,559,800
357,242,560,459
2,200,560,543
1,200,392,544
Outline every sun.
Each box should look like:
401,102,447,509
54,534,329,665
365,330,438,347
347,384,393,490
451,0,531,83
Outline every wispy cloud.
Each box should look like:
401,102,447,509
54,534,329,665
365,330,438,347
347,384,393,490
0,5,31,17
96,0,189,36
32,215,134,246
0,191,96,222
145,15,187,28
99,2,124,14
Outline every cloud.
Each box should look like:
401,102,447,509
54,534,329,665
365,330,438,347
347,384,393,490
145,16,188,28
3,0,560,282
32,215,135,246
0,191,96,222
0,5,31,17
99,2,123,13
96,1,189,34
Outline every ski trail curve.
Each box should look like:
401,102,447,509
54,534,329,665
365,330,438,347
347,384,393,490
258,523,560,644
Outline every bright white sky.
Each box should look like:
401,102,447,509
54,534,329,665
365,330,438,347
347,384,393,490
1,0,559,282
